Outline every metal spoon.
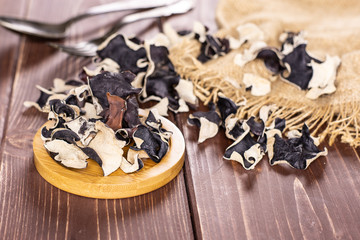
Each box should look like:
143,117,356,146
49,0,194,57
0,0,179,39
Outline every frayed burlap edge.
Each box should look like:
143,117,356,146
169,39,360,148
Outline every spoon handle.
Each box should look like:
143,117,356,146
65,0,179,25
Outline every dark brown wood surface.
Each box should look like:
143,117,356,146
0,0,359,239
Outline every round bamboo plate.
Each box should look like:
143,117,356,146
33,114,185,199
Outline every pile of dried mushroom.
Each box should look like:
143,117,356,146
26,21,334,174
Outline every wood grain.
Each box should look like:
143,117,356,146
0,0,193,239
176,102,360,240
1,0,360,239
0,0,27,153
33,115,185,199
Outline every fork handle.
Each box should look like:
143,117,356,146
100,0,194,40
65,0,179,26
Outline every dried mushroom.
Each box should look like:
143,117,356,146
223,122,265,170
246,116,265,137
229,23,265,49
175,79,198,106
197,34,230,63
224,115,245,141
65,85,91,108
217,93,240,122
141,44,181,112
306,55,341,99
44,139,88,169
64,117,97,146
146,98,169,117
242,73,271,96
104,93,127,131
49,99,80,121
256,31,340,99
97,34,148,74
256,47,285,74
83,58,120,77
126,148,148,167
23,86,67,113
51,78,84,93
281,43,318,90
187,103,221,143
120,154,144,173
123,95,141,128
145,110,172,142
87,121,127,176
268,124,327,169
131,125,169,163
234,41,267,67
89,71,141,111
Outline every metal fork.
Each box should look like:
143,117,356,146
48,0,194,57
0,0,179,39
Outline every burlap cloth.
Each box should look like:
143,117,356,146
169,0,360,147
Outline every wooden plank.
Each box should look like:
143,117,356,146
0,0,27,151
0,0,194,239
176,101,360,239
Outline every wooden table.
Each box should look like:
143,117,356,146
1,0,360,239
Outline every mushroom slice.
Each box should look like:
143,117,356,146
115,128,135,145
175,79,198,106
120,156,144,173
144,110,172,142
145,98,169,117
49,99,80,121
280,44,318,90
223,122,265,170
40,114,67,141
246,116,265,137
89,71,141,111
83,58,120,76
256,47,285,74
131,125,169,163
105,93,127,131
44,139,88,169
242,73,271,96
50,128,80,144
88,121,127,176
193,21,208,43
123,95,141,128
217,93,239,122
81,102,102,120
268,124,328,169
141,44,181,111
279,31,307,55
24,88,51,111
259,104,278,123
41,126,53,141
51,78,84,93
234,41,267,67
64,117,97,146
268,118,286,132
224,114,245,141
121,148,147,173
187,104,221,143
23,86,67,113
197,34,230,63
65,85,91,108
97,34,148,74
278,32,322,90
306,55,341,99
